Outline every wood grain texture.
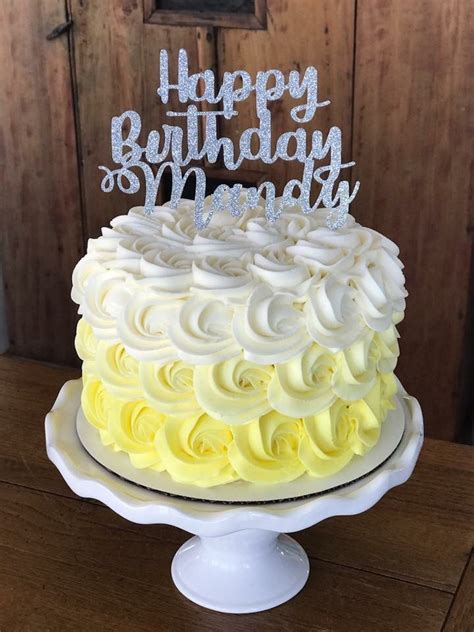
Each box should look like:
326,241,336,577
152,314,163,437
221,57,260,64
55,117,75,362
218,0,355,185
69,0,146,239
0,481,452,632
0,0,84,364
443,550,474,631
351,0,474,440
71,0,200,233
0,356,80,496
1,355,473,614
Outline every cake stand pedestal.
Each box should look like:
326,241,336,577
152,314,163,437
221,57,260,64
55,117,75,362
45,381,423,614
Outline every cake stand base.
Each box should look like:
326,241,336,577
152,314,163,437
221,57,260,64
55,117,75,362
45,379,423,614
171,529,309,613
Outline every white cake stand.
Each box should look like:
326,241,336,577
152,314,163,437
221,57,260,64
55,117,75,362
45,380,423,614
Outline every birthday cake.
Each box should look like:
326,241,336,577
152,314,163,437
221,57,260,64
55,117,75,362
72,198,406,487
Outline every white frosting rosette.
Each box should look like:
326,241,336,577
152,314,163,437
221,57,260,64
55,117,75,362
185,227,251,258
304,275,365,350
352,246,407,331
233,285,311,364
82,269,134,339
191,253,255,302
168,297,240,364
194,356,273,424
71,256,104,307
245,217,283,247
287,223,369,274
101,236,159,274
116,292,179,363
160,213,197,247
249,248,311,295
274,210,327,240
138,249,193,296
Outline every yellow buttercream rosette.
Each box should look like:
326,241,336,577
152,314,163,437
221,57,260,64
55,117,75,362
140,359,201,417
268,344,337,417
228,411,305,484
96,339,141,398
81,375,116,447
300,394,381,478
156,414,237,486
75,318,98,362
194,356,273,424
108,400,165,470
77,317,400,487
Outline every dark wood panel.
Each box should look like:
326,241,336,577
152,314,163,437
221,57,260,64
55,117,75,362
352,0,474,440
69,0,146,239
71,1,200,237
0,481,451,632
0,0,84,364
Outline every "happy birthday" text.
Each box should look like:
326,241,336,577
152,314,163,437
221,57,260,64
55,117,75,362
99,49,359,230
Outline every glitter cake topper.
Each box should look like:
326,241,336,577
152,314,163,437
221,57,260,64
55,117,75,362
99,49,359,230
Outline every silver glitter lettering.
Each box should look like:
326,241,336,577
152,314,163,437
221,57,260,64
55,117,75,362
99,49,359,231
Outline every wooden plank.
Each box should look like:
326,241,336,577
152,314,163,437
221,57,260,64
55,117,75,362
69,0,146,239
0,481,452,631
71,1,200,234
351,0,474,440
443,551,474,631
217,0,355,186
0,356,80,497
0,0,84,364
1,355,472,595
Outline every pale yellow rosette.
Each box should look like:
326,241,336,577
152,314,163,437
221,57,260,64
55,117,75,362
109,400,166,470
140,360,201,417
81,376,116,447
95,339,141,398
228,411,305,483
373,326,400,373
300,398,381,477
156,414,237,486
268,344,337,417
365,372,397,418
332,332,378,401
75,318,98,375
194,356,273,424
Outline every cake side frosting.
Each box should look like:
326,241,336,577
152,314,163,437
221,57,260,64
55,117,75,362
72,198,406,487
77,319,397,486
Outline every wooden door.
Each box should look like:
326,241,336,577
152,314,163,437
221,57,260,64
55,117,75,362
1,0,472,440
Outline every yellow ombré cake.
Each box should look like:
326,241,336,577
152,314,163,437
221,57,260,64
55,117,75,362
71,199,406,487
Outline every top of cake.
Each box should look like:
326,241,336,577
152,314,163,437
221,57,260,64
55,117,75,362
72,196,406,367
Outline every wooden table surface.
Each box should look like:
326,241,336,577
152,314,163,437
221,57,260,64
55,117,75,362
0,356,472,632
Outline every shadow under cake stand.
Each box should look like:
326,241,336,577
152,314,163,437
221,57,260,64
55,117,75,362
45,380,423,614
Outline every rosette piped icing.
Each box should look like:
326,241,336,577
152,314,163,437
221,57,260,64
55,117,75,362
72,197,406,487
